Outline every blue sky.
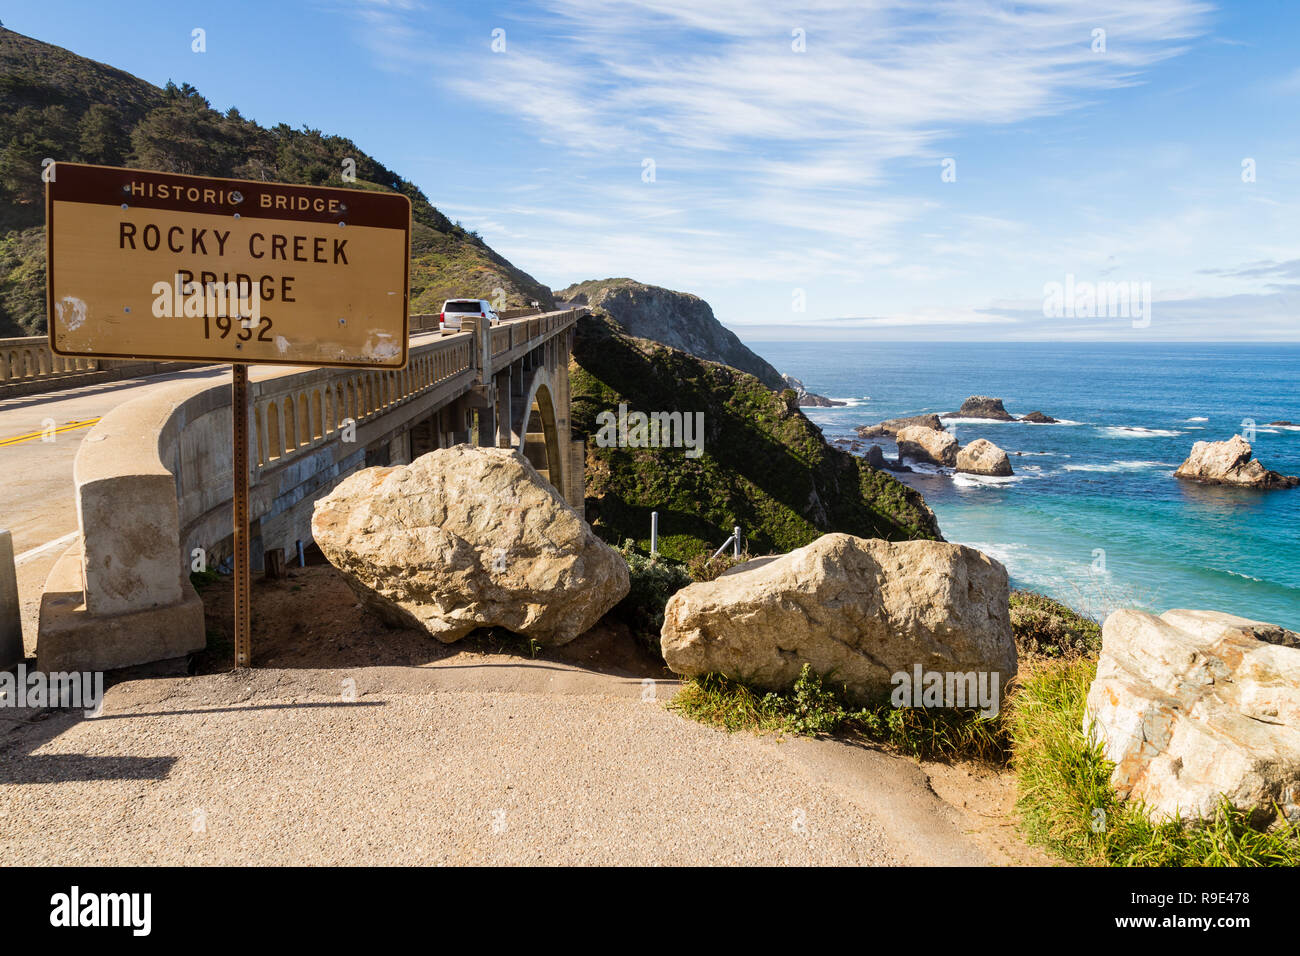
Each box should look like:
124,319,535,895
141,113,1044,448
6,1,1300,341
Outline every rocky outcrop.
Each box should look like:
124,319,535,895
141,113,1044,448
1020,411,1058,424
312,446,629,644
856,414,943,439
661,533,1016,704
956,439,1013,477
896,424,958,468
1173,435,1299,489
557,278,784,389
781,374,845,407
1086,608,1300,825
1270,421,1297,428
946,396,1015,421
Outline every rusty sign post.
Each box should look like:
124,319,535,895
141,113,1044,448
46,162,411,668
231,363,252,667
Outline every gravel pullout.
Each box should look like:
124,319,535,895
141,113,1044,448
0,663,1023,866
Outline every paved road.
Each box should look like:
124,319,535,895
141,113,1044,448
0,661,1042,866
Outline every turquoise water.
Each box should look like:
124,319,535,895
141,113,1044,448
768,342,1300,630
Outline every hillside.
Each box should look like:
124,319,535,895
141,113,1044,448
570,313,942,559
557,278,785,390
0,26,553,337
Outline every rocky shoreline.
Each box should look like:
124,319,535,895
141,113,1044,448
854,396,1029,477
852,397,1298,491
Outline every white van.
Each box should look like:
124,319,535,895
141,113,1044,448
439,298,500,331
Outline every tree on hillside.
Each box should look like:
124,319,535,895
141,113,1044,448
128,95,238,176
76,103,129,166
0,104,75,217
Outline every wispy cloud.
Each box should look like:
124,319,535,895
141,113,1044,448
337,0,1284,340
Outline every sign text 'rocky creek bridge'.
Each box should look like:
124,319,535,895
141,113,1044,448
30,306,585,672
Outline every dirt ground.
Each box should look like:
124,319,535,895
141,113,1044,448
191,556,671,679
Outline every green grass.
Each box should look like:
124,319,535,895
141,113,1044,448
668,664,1007,762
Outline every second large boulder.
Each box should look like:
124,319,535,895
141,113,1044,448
896,425,958,467
312,446,629,644
661,533,1016,703
956,438,1013,477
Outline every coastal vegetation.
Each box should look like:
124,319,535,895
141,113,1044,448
1008,656,1300,866
610,542,693,654
570,312,943,560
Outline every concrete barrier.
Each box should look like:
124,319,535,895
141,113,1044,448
1,530,21,668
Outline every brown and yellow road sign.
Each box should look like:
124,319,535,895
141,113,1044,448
46,162,410,368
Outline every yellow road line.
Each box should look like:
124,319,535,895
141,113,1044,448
0,417,101,447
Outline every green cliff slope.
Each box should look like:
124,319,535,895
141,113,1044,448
571,313,942,558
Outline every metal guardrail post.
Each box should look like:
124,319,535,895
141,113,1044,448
709,525,743,562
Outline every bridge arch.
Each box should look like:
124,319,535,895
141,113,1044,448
514,365,563,494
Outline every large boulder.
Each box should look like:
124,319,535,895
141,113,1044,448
947,396,1015,421
311,446,629,644
1086,608,1300,825
896,424,958,467
1174,435,1299,489
956,438,1013,477
856,413,943,438
661,533,1017,704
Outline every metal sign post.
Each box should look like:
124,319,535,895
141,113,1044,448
231,363,251,667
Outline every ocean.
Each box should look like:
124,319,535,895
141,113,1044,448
768,341,1300,631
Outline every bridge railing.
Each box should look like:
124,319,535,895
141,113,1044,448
489,310,575,359
0,336,196,397
0,336,100,380
2,304,550,395
249,333,475,469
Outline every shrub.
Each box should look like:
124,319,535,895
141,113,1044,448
670,664,1006,760
612,540,692,654
1009,589,1101,660
685,550,749,582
